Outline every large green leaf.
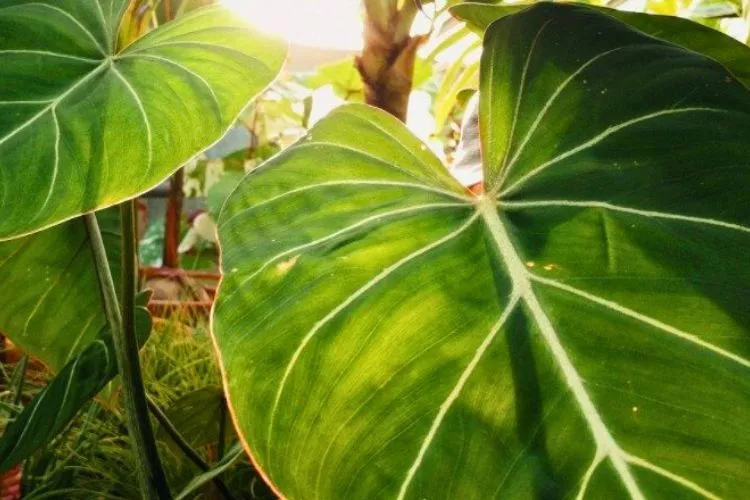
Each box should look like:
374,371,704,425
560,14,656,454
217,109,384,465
451,2,750,88
0,210,121,371
0,293,152,473
0,1,286,240
213,4,750,499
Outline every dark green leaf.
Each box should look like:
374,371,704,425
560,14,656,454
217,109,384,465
451,2,750,87
0,210,121,371
213,4,750,498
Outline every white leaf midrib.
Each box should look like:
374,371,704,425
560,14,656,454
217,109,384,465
531,273,750,369
502,199,750,234
111,66,153,184
220,180,469,230
492,19,554,190
116,53,223,118
223,202,470,304
494,45,630,190
477,197,646,500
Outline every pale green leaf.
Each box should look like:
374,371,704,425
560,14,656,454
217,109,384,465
213,4,750,499
0,1,286,240
432,40,480,132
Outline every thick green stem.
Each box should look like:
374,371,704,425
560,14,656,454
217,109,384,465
84,208,171,499
147,397,236,500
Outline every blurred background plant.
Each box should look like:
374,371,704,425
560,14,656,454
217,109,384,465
2,315,276,499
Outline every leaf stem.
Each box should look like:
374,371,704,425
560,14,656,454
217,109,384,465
11,355,28,406
146,396,236,500
83,207,171,499
217,396,227,461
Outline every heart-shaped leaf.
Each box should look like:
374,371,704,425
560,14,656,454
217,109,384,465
213,4,750,498
0,0,284,383
0,1,286,240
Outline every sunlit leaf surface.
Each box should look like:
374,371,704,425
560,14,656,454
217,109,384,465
452,2,750,88
0,0,286,240
213,4,750,499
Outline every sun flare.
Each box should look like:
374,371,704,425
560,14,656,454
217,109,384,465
220,0,365,50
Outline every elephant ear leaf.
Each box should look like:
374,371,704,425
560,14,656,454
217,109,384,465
0,0,286,436
212,3,750,499
0,0,286,240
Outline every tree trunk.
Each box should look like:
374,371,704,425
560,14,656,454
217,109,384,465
356,0,426,122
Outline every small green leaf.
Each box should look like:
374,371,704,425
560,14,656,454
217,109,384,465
0,1,286,240
300,57,365,101
432,40,480,132
174,443,245,500
213,4,750,498
0,301,152,473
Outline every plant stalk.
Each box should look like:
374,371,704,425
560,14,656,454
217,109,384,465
84,208,172,500
146,397,236,500
217,397,227,461
11,355,28,407
357,0,425,122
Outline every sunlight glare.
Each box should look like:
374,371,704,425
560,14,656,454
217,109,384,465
221,0,365,50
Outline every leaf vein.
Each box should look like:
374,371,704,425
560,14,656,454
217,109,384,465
397,295,521,500
265,212,481,465
500,107,728,197
530,274,750,369
502,200,750,234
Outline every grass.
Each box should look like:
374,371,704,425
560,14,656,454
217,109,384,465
2,314,275,500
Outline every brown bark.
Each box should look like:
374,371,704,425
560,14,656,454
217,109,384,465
356,1,426,122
